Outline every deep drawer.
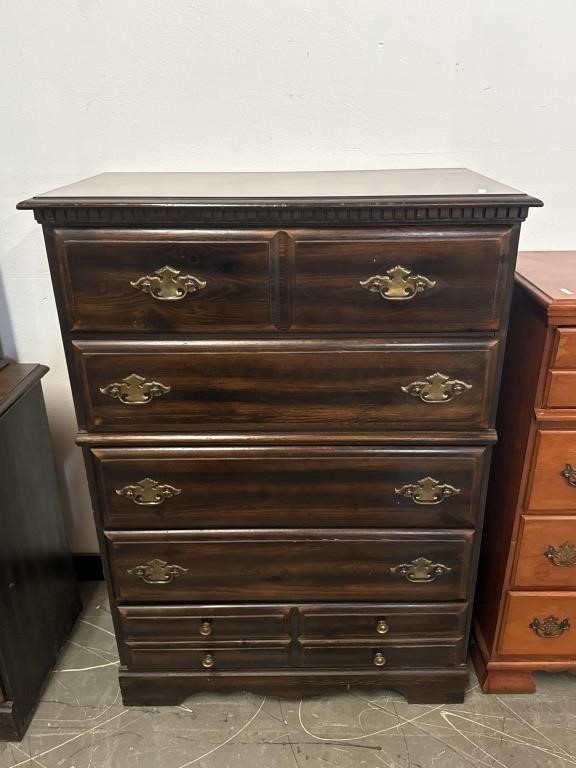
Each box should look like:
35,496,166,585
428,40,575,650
291,226,513,332
118,605,291,643
513,516,576,588
106,529,474,602
53,229,276,332
73,338,498,432
500,592,576,656
92,446,489,529
299,641,465,668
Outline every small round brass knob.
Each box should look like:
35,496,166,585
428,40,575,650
376,619,389,635
201,653,215,669
373,652,386,667
199,620,213,637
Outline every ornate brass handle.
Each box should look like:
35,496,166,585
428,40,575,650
116,478,181,506
561,464,576,487
100,374,170,405
376,619,390,635
373,651,386,667
529,615,570,638
127,558,188,585
199,620,213,637
201,653,215,669
395,476,461,505
545,542,576,567
402,372,472,403
360,265,436,301
131,265,207,301
390,557,452,583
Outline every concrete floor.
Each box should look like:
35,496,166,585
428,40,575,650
2,583,576,768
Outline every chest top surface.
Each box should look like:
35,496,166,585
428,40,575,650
516,251,576,322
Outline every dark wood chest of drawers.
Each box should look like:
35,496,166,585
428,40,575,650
19,169,541,704
473,251,576,693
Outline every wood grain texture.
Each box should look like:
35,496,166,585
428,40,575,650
106,529,474,602
552,329,576,368
91,445,488,530
513,516,576,588
499,592,576,656
528,430,576,511
73,338,499,432
545,371,576,407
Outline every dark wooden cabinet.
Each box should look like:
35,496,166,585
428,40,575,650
472,251,576,693
19,168,541,704
0,364,80,740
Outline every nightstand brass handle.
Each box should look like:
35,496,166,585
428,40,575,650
395,476,461,505
373,652,386,667
562,464,576,487
545,543,576,567
390,557,451,583
402,372,472,403
127,558,188,584
131,265,207,301
199,620,213,637
116,478,181,506
100,374,170,405
360,265,436,301
201,653,215,669
529,615,570,638
376,619,390,635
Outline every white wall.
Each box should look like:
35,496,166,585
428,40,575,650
1,0,575,551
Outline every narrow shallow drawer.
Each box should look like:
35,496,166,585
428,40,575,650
298,603,468,640
299,641,465,668
118,605,290,643
513,516,576,588
527,431,576,511
73,338,498,432
107,529,474,603
499,592,576,656
292,226,513,332
544,371,576,408
92,446,489,530
552,329,576,369
54,229,275,332
127,645,290,671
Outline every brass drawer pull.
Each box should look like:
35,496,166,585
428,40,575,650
131,265,207,302
116,478,181,506
100,374,170,405
529,615,570,638
201,653,215,669
127,558,188,584
402,372,472,403
395,476,461,505
199,620,213,637
545,542,576,567
376,619,389,635
561,464,576,487
373,651,386,667
360,265,436,301
390,557,451,583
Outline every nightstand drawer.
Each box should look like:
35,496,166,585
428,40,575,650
74,338,498,432
54,229,275,332
92,446,489,530
292,227,513,332
513,516,576,588
107,529,474,603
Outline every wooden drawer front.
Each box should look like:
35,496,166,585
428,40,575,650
118,605,290,643
299,604,467,640
545,371,576,408
499,592,576,656
93,446,488,530
552,329,576,369
299,641,465,668
74,339,498,432
126,646,290,671
107,530,474,602
54,229,275,332
514,516,576,588
292,227,513,332
527,431,576,511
